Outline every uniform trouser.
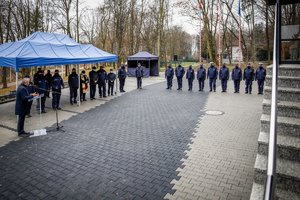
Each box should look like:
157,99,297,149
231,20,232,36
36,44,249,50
167,77,173,88
257,80,264,94
177,77,183,89
17,114,26,135
108,83,114,95
209,79,216,91
36,95,46,111
27,101,33,114
137,77,142,88
221,79,228,92
119,78,125,91
52,92,61,109
245,79,253,93
234,80,241,92
70,87,78,103
188,79,193,90
198,79,205,91
90,84,96,99
99,84,106,97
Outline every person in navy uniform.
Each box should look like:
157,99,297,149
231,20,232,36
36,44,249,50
89,66,98,100
243,63,255,94
232,64,243,93
197,64,206,91
175,64,185,90
207,62,218,92
45,69,52,98
136,63,144,89
255,63,267,95
219,63,230,92
118,64,127,92
26,76,36,118
186,65,195,91
80,70,89,101
107,68,116,96
97,66,108,97
51,69,64,110
35,70,48,112
15,77,38,137
68,68,79,105
165,65,174,89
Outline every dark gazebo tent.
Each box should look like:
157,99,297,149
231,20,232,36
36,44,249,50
127,51,159,77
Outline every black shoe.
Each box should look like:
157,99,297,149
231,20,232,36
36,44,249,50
83,99,87,101
57,107,62,110
18,132,31,137
41,110,46,113
209,90,212,92
74,101,77,104
70,102,73,105
103,96,107,98
99,96,102,98
177,88,180,90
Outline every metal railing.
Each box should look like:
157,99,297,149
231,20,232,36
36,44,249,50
264,0,280,199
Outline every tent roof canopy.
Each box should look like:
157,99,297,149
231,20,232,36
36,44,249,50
0,32,117,71
127,51,158,61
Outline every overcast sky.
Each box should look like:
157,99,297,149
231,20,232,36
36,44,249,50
82,0,199,35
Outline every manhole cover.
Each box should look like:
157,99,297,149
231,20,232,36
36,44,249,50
205,110,224,116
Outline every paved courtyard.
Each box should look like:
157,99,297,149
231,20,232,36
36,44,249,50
0,77,263,200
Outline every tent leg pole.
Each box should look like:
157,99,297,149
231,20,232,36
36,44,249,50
16,70,18,122
77,64,80,106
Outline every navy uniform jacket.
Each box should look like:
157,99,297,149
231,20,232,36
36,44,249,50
219,66,229,80
118,67,127,79
243,66,255,80
232,67,242,80
255,67,266,81
68,73,79,88
207,66,218,79
136,67,144,78
89,70,98,85
15,83,33,115
36,75,48,94
165,67,174,78
197,67,206,80
107,72,116,84
52,74,64,92
186,68,195,80
175,66,185,78
97,69,107,84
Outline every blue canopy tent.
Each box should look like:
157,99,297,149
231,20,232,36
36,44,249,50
127,51,159,77
0,32,118,106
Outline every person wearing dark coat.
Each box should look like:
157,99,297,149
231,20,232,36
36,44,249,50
243,63,255,94
45,70,52,98
118,64,127,92
26,77,36,118
35,70,48,112
232,64,243,93
197,64,206,91
15,77,38,137
175,64,185,90
186,65,195,91
107,68,116,96
51,70,64,109
80,70,89,101
255,63,267,95
135,63,144,89
68,68,79,104
207,62,218,92
219,64,230,92
165,65,174,89
89,66,98,100
97,66,108,97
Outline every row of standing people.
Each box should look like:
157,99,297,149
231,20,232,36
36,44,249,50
165,62,267,94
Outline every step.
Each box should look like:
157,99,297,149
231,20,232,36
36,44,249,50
261,114,300,137
250,182,300,200
262,99,300,118
254,154,300,194
258,131,300,161
266,75,300,88
264,86,300,102
267,64,300,77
